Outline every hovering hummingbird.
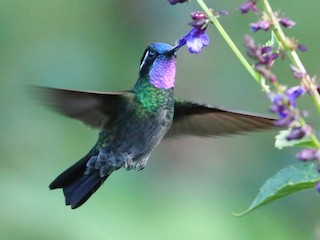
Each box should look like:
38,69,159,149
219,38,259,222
36,42,274,209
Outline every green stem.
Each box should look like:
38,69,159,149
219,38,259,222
196,0,266,90
263,0,320,115
263,0,320,147
196,0,320,147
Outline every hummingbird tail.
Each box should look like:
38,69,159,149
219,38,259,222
63,172,110,209
49,152,111,209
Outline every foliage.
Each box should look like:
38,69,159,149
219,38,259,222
168,0,320,215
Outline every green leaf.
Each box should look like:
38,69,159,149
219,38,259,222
275,130,317,149
235,162,320,216
264,31,279,51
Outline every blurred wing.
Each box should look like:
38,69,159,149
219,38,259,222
166,100,275,138
32,86,134,128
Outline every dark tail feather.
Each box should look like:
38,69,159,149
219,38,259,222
63,172,110,209
49,154,90,190
49,152,111,209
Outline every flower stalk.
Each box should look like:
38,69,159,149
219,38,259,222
195,0,320,149
196,0,265,89
262,0,320,116
168,0,320,204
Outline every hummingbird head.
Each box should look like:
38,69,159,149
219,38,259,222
139,42,179,89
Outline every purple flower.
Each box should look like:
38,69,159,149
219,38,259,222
279,18,296,28
245,35,257,57
286,126,311,141
189,11,207,27
217,10,230,16
269,85,306,127
286,85,306,107
255,64,277,82
317,82,320,95
315,182,320,193
268,86,306,127
168,0,188,5
290,65,305,79
269,93,289,118
176,11,210,54
250,20,271,32
274,114,297,127
259,47,278,66
245,35,278,68
191,11,207,20
238,1,257,14
296,149,319,161
178,27,209,54
297,44,307,52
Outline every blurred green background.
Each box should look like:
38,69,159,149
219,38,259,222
1,0,320,239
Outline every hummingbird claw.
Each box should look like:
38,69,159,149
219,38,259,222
123,153,134,171
124,159,134,170
134,157,149,171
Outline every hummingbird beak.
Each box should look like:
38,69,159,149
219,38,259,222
172,45,180,52
167,45,180,56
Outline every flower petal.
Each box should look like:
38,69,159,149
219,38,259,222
200,33,210,46
187,37,203,54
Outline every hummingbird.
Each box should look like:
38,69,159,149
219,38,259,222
35,42,274,209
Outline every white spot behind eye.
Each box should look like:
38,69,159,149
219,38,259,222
140,50,149,70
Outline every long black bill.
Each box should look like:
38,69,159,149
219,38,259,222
167,45,180,56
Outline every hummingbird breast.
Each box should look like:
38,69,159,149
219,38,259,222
89,92,174,176
109,106,173,157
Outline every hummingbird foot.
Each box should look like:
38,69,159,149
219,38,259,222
85,149,122,178
123,153,148,171
124,153,134,171
134,157,149,171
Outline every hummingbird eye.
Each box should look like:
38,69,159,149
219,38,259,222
139,49,158,70
147,50,157,60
